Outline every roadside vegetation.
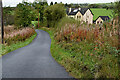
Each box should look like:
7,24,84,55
1,0,119,79
40,17,119,79
1,0,42,55
1,33,37,55
4,26,36,46
39,1,119,79
1,26,37,55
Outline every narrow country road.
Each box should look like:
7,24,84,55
2,30,72,78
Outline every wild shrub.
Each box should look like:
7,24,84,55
4,27,36,45
44,3,66,28
54,17,119,78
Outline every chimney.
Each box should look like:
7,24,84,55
78,7,81,10
69,8,71,13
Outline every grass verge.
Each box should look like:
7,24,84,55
39,27,75,77
1,33,37,56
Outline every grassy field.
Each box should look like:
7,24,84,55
91,8,113,20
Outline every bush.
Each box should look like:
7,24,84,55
49,17,119,78
3,7,15,26
44,3,66,28
14,1,37,28
4,27,36,45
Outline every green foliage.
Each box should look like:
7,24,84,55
44,3,66,27
55,2,57,4
32,0,48,23
114,1,120,17
2,33,37,55
65,3,115,9
3,7,15,25
55,17,81,29
40,16,119,79
4,28,36,45
89,4,102,8
50,2,53,6
14,1,37,28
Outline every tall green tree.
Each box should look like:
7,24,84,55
14,1,37,28
44,3,66,27
32,0,48,23
114,1,120,17
3,6,15,25
65,3,68,7
114,1,120,26
50,2,53,6
55,2,57,4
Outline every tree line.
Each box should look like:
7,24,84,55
3,0,119,28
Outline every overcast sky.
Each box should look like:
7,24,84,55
3,0,116,7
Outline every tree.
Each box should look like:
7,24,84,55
89,4,101,8
114,1,120,25
55,2,57,4
32,0,48,27
3,7,15,25
44,3,66,27
50,2,53,6
14,1,37,28
68,4,72,8
114,1,120,16
60,2,62,4
65,3,68,7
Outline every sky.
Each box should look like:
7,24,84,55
2,0,116,7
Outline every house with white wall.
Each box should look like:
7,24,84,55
95,16,110,24
66,8,94,24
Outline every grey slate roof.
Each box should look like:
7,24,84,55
99,16,110,21
66,8,93,16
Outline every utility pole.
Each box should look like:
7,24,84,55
38,9,39,28
0,0,4,44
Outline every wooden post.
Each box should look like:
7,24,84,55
38,9,39,28
118,1,120,50
0,0,4,44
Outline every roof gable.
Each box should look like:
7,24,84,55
95,16,110,21
99,16,110,21
67,8,91,16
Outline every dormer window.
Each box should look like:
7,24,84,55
73,9,78,12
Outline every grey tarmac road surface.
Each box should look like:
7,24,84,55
2,30,73,78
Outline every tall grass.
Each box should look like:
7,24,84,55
4,27,36,45
2,33,37,55
42,17,119,79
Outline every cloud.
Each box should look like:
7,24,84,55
2,0,115,7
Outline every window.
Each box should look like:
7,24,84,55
86,21,88,24
79,16,81,19
105,18,108,21
77,16,81,19
97,21,99,24
100,21,102,24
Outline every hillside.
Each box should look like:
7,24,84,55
91,8,113,20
